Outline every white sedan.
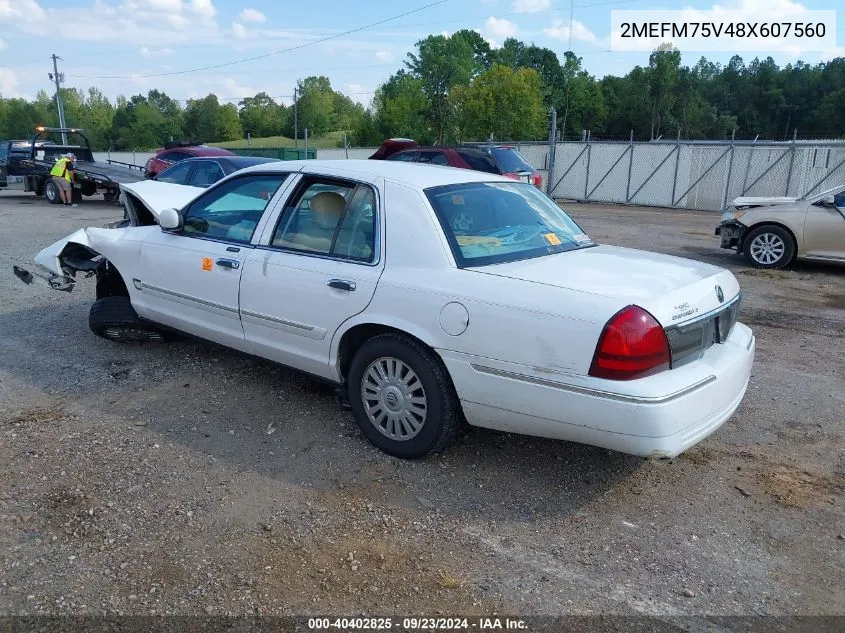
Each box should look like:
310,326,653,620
14,160,756,459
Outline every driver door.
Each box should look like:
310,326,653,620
134,172,290,349
803,191,845,259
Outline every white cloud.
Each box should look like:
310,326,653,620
346,83,363,93
0,38,6,50
139,46,174,58
512,0,550,12
482,16,518,45
231,22,247,39
543,18,597,44
0,0,220,41
375,51,393,62
0,0,46,22
238,8,266,23
0,67,22,97
188,0,215,19
222,77,260,99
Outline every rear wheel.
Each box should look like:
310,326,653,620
347,333,463,458
742,225,795,269
89,296,165,343
44,180,62,204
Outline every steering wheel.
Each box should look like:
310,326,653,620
480,225,545,246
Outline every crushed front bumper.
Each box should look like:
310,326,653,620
715,220,746,250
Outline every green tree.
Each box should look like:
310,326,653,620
371,70,433,142
183,94,222,142
238,92,284,138
216,103,243,141
449,64,547,141
647,43,681,139
295,76,335,136
405,33,477,143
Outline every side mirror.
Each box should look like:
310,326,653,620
822,195,835,206
158,208,183,231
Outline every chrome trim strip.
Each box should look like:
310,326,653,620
666,292,742,333
240,309,314,332
469,363,717,404
139,282,238,314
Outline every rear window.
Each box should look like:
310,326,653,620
490,147,535,173
425,181,595,267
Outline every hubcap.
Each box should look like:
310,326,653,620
361,356,427,441
750,233,785,265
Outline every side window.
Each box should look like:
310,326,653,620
187,161,225,187
160,151,189,162
457,150,499,174
387,150,418,162
271,179,376,262
419,150,449,166
0,145,8,161
182,173,289,243
833,192,845,208
156,161,193,184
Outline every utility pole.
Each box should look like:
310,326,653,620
293,86,298,149
49,54,68,144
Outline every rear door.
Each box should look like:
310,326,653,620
239,173,384,379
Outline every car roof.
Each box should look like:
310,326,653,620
236,158,515,189
187,146,235,156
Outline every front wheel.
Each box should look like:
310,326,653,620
347,333,463,458
742,225,795,269
89,296,166,343
44,180,62,204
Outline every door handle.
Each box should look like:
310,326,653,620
226,246,240,253
327,279,356,291
215,258,240,269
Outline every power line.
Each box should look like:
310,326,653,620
65,0,448,80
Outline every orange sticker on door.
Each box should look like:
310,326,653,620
543,233,562,246
201,257,213,271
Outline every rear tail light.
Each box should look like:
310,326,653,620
533,173,543,188
502,172,521,181
588,305,671,380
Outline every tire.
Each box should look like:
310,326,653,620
347,333,463,459
88,296,165,343
742,225,795,269
44,179,62,204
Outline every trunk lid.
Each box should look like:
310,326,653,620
467,244,740,327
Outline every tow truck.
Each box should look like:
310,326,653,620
0,127,147,204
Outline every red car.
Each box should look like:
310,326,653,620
144,140,235,178
369,138,543,188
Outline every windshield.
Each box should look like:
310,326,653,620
425,181,595,267
490,147,535,173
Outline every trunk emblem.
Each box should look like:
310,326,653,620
715,285,725,303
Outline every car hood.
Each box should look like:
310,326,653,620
728,195,800,209
120,180,203,221
467,244,740,327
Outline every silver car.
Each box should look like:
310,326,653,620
716,184,845,268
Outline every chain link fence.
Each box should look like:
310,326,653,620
317,135,845,212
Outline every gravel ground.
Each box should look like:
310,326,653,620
1,191,843,625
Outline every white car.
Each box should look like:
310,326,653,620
14,160,756,459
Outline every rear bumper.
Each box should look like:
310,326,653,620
440,323,755,458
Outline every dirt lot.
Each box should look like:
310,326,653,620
1,191,843,626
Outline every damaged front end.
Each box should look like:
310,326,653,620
715,209,748,251
13,223,138,295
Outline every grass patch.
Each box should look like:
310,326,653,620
216,131,347,149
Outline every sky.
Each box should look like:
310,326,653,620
0,0,841,108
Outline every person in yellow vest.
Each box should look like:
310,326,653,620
49,153,78,207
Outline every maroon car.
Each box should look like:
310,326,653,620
144,140,235,178
369,138,543,188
